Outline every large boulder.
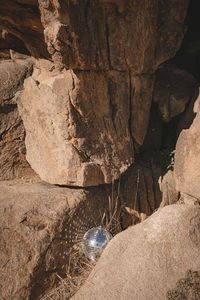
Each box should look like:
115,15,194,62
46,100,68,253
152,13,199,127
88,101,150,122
0,160,162,300
72,204,200,300
174,90,200,199
0,180,109,299
17,60,134,186
0,59,35,180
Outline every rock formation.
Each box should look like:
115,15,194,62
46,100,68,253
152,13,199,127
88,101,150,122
174,90,200,200
0,0,189,186
0,58,36,180
17,60,134,186
0,180,108,299
0,161,162,299
1,0,200,299
72,204,200,300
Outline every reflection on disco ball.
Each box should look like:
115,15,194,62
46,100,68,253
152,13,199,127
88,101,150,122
82,226,112,261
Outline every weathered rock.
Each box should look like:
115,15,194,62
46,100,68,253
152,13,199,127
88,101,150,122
0,180,109,300
0,59,36,180
153,63,198,122
0,59,33,103
38,0,189,72
0,159,163,299
174,90,200,199
159,170,179,208
0,0,48,58
17,60,134,186
120,161,162,226
130,74,154,147
0,0,190,186
72,204,200,300
176,85,199,137
0,1,189,67
10,0,188,186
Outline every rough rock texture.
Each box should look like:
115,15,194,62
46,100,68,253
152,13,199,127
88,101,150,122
0,161,162,299
0,1,196,299
120,161,162,225
159,170,179,208
0,59,36,180
176,83,199,137
153,63,198,122
38,0,189,72
174,90,200,199
16,0,189,186
0,180,107,300
72,204,200,300
17,59,134,186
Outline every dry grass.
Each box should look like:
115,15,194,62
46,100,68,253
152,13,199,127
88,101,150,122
40,166,149,300
41,171,147,300
41,180,123,300
41,249,95,300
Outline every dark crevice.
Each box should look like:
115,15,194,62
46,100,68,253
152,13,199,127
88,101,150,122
71,143,90,163
84,0,90,32
128,69,135,149
171,0,200,83
107,79,117,132
105,20,112,69
0,103,17,114
143,173,153,213
73,68,127,73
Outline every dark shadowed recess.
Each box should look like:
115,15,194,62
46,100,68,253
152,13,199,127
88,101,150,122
140,0,200,178
168,0,200,139
172,0,200,82
0,0,49,58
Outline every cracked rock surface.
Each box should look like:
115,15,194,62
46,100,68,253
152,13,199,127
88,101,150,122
14,0,189,186
72,203,200,300
0,58,36,180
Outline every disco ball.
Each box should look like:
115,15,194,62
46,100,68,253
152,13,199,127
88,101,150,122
82,226,112,261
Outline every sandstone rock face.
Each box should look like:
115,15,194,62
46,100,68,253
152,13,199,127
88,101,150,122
0,2,197,300
0,180,109,299
120,161,162,226
72,204,200,300
153,63,198,122
0,59,35,180
174,90,200,199
18,60,134,186
0,160,162,299
159,170,179,208
16,0,189,186
38,0,189,72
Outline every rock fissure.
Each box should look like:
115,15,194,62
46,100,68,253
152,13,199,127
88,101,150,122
105,19,111,70
128,69,135,148
2,1,200,299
